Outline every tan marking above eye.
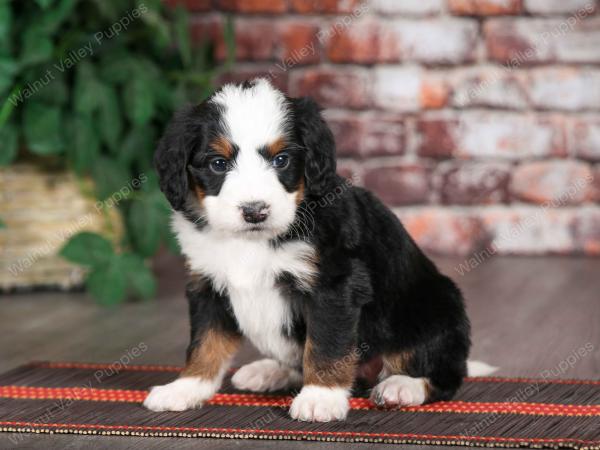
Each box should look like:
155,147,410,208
210,135,233,159
267,137,286,157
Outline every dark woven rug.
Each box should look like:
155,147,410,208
0,362,598,448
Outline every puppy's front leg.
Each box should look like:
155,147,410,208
290,298,360,422
144,327,241,411
144,281,242,412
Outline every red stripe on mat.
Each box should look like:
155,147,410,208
27,361,600,385
2,386,599,416
1,420,598,446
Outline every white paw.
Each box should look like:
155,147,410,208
143,377,217,412
289,385,350,422
232,359,302,392
370,375,427,407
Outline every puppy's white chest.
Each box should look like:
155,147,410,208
173,213,316,366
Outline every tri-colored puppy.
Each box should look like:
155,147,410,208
144,78,476,422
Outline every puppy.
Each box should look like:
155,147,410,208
144,78,472,422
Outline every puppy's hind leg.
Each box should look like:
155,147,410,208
370,352,429,407
232,359,302,392
370,349,466,408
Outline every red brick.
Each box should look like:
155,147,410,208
217,0,287,13
398,208,490,255
372,0,444,16
290,0,363,13
458,113,565,159
326,19,400,63
449,0,523,15
280,21,321,64
572,208,600,255
417,118,459,158
524,0,596,15
392,18,478,64
289,68,372,109
481,207,575,254
363,163,431,206
374,67,449,111
528,68,600,111
336,159,363,184
510,160,595,205
421,76,450,109
216,67,288,93
164,0,211,11
216,19,277,61
485,18,600,65
595,165,600,201
571,118,600,161
452,66,528,109
437,162,511,205
326,112,406,157
418,113,565,159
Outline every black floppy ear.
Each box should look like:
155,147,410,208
291,97,336,197
154,104,205,211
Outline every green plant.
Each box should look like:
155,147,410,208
0,0,234,305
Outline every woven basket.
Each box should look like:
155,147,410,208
0,164,123,291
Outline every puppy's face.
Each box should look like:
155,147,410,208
189,82,304,238
155,79,337,239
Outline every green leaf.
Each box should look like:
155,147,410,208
128,195,164,257
90,0,121,21
174,6,191,68
119,125,155,167
0,2,11,45
23,102,64,154
35,0,55,9
60,232,114,267
20,26,53,66
120,253,156,300
86,262,127,305
0,123,17,165
0,57,18,95
124,76,155,126
164,224,180,255
222,15,236,69
141,4,170,50
91,156,131,200
36,71,68,105
0,217,5,228
67,115,100,174
74,62,101,115
38,0,78,34
99,52,137,84
97,84,122,151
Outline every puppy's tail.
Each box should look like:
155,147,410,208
467,360,498,377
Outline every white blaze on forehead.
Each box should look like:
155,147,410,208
211,78,289,149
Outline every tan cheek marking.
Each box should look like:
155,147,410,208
295,179,305,206
194,185,205,206
181,329,241,379
303,338,358,388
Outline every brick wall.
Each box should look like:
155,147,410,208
169,0,600,257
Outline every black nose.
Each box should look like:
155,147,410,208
240,201,270,224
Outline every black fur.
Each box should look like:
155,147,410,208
155,82,471,405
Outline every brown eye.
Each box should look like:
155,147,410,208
209,158,228,174
272,153,289,170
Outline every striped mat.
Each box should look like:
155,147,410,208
0,361,598,448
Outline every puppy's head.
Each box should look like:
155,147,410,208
155,78,336,238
